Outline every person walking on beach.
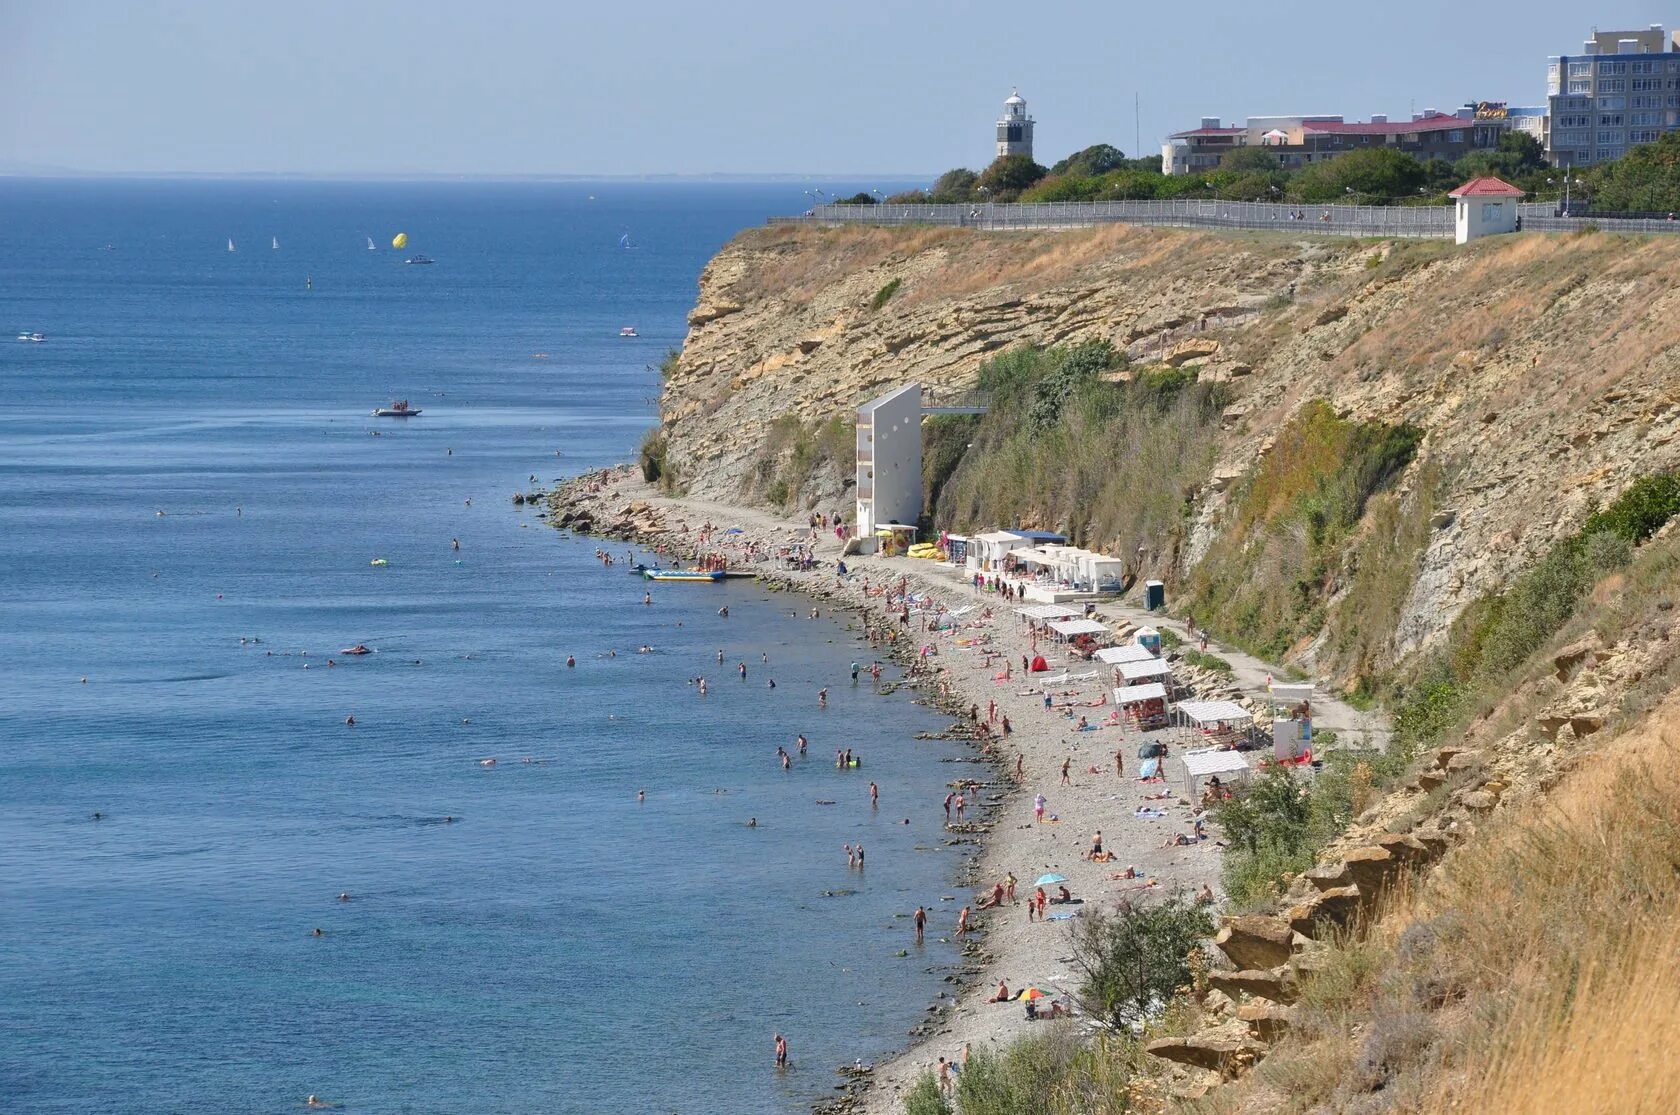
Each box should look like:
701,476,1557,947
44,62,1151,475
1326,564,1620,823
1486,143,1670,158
1005,872,1017,903
1015,754,1024,783
1034,793,1046,823
955,905,970,938
914,905,927,944
1115,749,1125,777
775,1033,788,1068
1061,757,1072,785
1001,714,1012,737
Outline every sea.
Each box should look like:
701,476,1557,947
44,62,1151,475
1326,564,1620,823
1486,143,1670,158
0,178,970,1114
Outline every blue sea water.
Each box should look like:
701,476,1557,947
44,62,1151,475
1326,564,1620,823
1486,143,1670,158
0,179,966,1114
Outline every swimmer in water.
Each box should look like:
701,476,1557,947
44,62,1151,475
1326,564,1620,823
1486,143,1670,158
337,892,351,902
344,716,355,726
452,538,460,551
748,818,758,827
566,655,576,668
637,790,645,802
310,928,324,937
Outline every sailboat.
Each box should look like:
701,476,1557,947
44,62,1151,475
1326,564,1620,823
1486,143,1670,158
272,236,280,250
366,236,377,251
619,232,637,250
227,238,236,252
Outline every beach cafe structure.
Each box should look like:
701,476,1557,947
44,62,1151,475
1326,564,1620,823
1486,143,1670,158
992,540,1127,600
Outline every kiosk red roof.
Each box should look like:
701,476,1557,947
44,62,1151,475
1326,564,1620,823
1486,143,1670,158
1449,177,1525,198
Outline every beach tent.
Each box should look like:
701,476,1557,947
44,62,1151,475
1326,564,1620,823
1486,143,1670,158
1118,658,1173,682
1115,681,1170,730
1029,654,1049,672
1114,682,1168,706
974,530,1032,570
1176,699,1254,747
1095,644,1154,665
1182,747,1252,795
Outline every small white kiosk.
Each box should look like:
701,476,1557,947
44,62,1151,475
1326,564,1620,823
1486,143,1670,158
1449,176,1525,245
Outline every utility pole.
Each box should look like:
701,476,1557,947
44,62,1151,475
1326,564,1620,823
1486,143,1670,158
1135,93,1141,159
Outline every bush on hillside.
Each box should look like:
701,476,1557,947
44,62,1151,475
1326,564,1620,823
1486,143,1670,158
1071,898,1215,1029
976,154,1049,201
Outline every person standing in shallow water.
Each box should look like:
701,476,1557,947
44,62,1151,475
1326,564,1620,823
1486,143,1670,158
914,905,927,944
774,1033,788,1068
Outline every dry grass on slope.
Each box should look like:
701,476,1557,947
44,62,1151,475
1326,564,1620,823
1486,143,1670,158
1202,688,1680,1115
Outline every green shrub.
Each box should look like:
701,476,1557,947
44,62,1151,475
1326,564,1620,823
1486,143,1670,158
1180,648,1233,674
654,348,680,380
1581,471,1680,544
638,428,668,485
902,1073,952,1115
871,277,903,310
1070,897,1214,1029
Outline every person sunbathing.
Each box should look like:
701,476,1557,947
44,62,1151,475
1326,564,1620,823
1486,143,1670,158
988,980,1011,1002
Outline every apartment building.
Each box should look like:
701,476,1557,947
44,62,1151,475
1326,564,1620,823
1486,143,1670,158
1547,25,1680,166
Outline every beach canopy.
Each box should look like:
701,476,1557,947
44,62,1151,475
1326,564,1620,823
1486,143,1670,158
976,530,1028,544
1176,700,1253,726
1182,747,1251,785
1048,618,1107,637
1019,603,1080,620
1114,682,1168,706
1095,644,1154,665
1119,658,1173,682
1033,873,1067,887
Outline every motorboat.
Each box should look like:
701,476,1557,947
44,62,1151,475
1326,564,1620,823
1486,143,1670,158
340,644,371,655
619,326,638,337
643,569,726,583
405,255,435,265
373,400,422,417
16,332,44,342
369,558,389,567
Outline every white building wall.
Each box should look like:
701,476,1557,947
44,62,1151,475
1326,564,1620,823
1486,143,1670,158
855,384,923,542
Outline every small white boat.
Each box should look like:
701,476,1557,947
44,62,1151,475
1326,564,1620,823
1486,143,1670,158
227,238,236,252
367,236,377,251
373,400,422,417
16,332,44,342
272,236,280,250
619,326,638,338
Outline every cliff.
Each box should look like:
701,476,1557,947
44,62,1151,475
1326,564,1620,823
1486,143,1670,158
661,223,1680,671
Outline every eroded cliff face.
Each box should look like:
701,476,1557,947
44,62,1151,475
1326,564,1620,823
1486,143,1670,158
661,223,1680,662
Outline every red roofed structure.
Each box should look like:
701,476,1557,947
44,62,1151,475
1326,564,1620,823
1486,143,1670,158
1450,177,1525,243
1448,176,1526,198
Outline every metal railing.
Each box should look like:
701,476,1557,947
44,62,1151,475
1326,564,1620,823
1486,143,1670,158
769,199,1680,239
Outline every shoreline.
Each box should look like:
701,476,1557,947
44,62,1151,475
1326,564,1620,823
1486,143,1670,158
547,466,1370,1113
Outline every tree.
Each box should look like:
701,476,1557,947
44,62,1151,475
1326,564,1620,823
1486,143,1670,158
929,168,979,203
975,155,1049,201
1072,897,1214,1029
834,191,877,205
1456,132,1547,184
1050,143,1128,178
1586,131,1680,212
1220,146,1281,172
1288,147,1427,202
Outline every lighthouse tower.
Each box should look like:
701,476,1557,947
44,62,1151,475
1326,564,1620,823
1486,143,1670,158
995,89,1034,160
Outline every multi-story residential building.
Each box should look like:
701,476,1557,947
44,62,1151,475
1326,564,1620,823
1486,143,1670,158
1547,25,1680,167
1163,109,1511,177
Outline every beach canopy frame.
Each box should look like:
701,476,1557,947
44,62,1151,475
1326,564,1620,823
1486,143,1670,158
1095,644,1155,665
1181,747,1252,795
1047,618,1107,638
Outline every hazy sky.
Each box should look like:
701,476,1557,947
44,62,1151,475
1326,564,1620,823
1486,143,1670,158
1,0,1672,176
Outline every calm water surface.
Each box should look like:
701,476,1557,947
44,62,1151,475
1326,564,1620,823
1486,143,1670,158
0,179,965,1114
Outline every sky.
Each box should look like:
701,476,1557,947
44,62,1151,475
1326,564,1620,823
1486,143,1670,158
1,0,1675,177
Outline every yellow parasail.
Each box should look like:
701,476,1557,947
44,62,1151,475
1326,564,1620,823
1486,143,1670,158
391,232,409,250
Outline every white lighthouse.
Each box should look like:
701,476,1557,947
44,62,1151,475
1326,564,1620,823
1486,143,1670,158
995,89,1034,160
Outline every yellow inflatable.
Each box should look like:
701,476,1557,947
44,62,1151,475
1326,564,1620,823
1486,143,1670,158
391,232,409,250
